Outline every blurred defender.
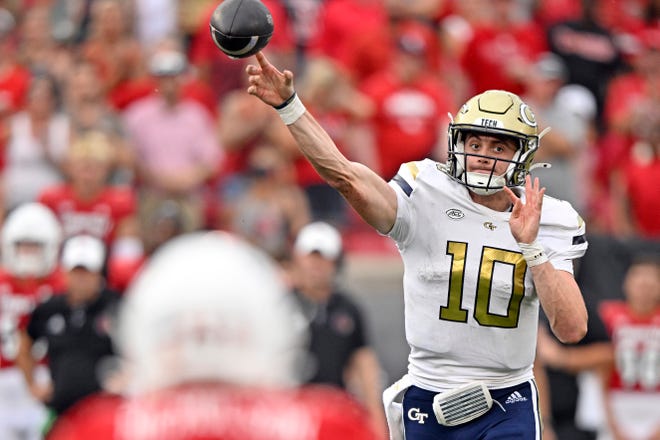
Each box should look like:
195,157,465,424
47,232,380,439
0,203,65,440
245,52,589,439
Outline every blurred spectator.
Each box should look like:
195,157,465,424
189,0,295,102
438,0,489,104
63,60,128,148
227,144,311,263
598,254,660,440
131,35,220,117
290,222,387,438
525,53,598,214
385,0,450,22
122,47,221,233
63,59,135,185
295,56,375,225
17,5,74,87
604,28,659,139
48,0,90,43
0,7,29,169
0,203,65,440
610,118,660,240
46,232,381,439
306,0,391,82
215,75,294,225
0,8,28,113
532,0,582,28
37,131,144,292
17,235,119,421
177,0,214,46
547,0,623,129
281,0,324,66
536,320,613,440
133,0,178,50
361,20,454,180
460,0,547,95
2,73,69,214
79,0,146,110
589,28,659,237
543,235,660,440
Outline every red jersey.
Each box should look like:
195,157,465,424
604,73,648,130
38,184,137,245
622,156,660,239
0,268,66,368
361,71,454,179
0,63,31,112
461,23,547,95
307,0,390,81
49,383,380,440
599,300,660,391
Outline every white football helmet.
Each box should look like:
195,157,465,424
447,90,547,195
1,203,62,278
117,231,308,394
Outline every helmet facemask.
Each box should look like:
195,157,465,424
450,131,539,195
10,241,50,277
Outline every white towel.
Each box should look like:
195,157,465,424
382,374,413,440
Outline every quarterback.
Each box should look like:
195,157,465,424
246,52,588,439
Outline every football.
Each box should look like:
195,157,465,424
209,0,274,59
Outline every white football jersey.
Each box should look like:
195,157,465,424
388,159,588,392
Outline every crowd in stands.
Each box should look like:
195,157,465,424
0,0,658,261
0,0,658,438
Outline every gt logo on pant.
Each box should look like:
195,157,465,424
408,408,429,424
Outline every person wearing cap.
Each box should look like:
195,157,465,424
291,221,387,438
122,40,221,234
16,234,120,427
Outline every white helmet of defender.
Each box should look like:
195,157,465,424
116,231,308,394
1,203,62,278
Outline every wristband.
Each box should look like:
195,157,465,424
518,240,548,267
275,92,306,125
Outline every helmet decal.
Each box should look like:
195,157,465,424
519,104,537,127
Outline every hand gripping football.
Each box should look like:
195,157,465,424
209,0,274,59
